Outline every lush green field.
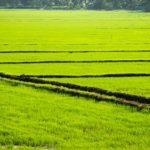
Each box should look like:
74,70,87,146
0,52,150,62
0,10,150,51
0,10,150,149
0,79,150,150
0,52,149,62
0,62,149,75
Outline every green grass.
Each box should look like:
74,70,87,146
0,10,150,51
0,79,150,150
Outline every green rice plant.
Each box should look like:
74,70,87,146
0,52,149,62
0,62,149,75
0,79,150,149
0,10,150,51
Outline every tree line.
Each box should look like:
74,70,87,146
0,0,149,11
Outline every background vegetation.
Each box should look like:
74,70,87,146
0,0,150,11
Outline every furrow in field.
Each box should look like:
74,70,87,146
21,73,150,78
0,50,150,53
0,60,150,64
0,72,150,108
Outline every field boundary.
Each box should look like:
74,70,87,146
19,73,150,78
0,72,150,109
0,60,150,64
0,50,150,53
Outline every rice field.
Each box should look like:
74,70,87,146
0,10,150,149
0,10,150,51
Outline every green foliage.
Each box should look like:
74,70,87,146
143,0,150,12
0,0,146,10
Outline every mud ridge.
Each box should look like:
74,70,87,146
0,60,150,64
22,73,150,78
0,50,150,53
0,75,149,109
0,72,150,105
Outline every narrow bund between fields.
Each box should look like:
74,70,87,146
20,73,150,78
0,72,150,109
0,60,150,64
0,50,150,53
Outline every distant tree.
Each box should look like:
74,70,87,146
20,0,30,7
112,0,122,9
143,0,150,12
93,0,106,9
0,0,147,11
